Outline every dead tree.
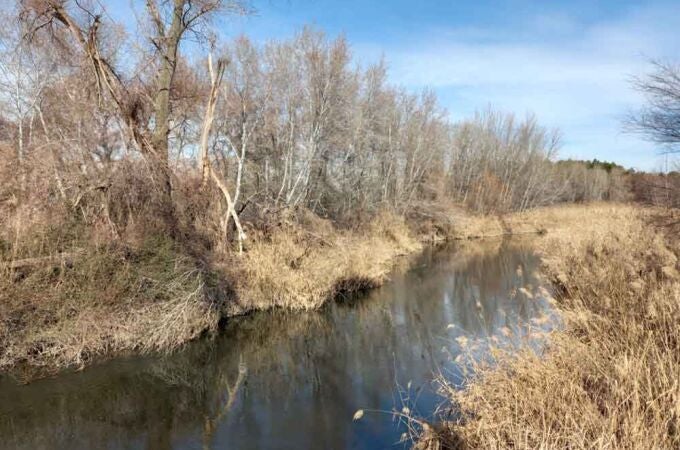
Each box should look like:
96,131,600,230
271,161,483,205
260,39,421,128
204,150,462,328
199,54,247,254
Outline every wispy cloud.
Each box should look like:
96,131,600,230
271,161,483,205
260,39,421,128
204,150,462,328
354,3,680,169
106,0,679,169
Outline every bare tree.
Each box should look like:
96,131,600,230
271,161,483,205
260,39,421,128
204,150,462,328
199,54,247,254
626,60,680,207
1,16,631,265
629,61,680,149
19,0,247,234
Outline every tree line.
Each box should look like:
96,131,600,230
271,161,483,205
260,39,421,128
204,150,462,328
0,1,630,257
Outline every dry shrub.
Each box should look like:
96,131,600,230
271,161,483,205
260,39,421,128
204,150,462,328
0,144,18,210
228,209,421,313
0,148,74,261
0,236,221,378
468,169,507,213
0,157,238,378
1,154,428,377
423,204,680,449
407,200,468,241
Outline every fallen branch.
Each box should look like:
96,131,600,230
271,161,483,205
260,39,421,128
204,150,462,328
2,249,85,270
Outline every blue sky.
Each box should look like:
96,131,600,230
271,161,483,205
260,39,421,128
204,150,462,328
112,0,680,170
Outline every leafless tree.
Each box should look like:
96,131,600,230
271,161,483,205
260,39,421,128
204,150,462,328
1,14,632,262
626,60,680,206
629,61,680,150
19,0,248,234
199,54,247,254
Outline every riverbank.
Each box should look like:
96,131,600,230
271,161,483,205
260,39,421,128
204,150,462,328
0,203,625,379
0,238,546,449
418,204,680,449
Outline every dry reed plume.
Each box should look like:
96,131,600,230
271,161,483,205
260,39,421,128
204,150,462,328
418,204,680,449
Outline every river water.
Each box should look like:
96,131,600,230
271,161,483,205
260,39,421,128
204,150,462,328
0,239,557,450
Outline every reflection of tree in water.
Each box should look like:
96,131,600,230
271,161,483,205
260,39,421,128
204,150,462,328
0,239,555,450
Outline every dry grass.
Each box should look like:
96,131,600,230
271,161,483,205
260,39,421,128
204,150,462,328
225,210,422,313
2,201,649,381
447,202,628,240
420,204,680,449
0,207,422,377
0,236,221,379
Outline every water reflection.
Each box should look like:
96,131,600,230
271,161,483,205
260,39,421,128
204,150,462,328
0,239,556,450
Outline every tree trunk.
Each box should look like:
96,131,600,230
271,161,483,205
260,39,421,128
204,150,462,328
146,0,186,236
200,55,247,254
47,1,183,236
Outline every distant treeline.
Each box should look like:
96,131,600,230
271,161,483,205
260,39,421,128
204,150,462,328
629,171,680,209
557,158,627,173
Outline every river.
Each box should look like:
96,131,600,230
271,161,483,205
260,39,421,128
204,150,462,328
0,239,557,449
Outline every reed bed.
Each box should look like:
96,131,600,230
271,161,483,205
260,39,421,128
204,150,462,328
418,204,680,449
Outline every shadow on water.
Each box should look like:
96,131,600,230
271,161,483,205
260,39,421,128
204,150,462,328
0,239,557,450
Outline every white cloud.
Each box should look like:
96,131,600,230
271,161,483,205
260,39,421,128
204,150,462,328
355,3,680,169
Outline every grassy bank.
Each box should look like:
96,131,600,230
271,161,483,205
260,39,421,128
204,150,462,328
0,203,624,379
419,204,680,449
1,208,425,377
0,236,221,377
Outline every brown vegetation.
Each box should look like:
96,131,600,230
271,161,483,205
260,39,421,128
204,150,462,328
0,4,678,449
0,0,633,376
417,204,680,449
0,235,222,376
229,210,421,313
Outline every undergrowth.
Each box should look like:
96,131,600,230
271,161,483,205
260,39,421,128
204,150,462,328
0,234,221,378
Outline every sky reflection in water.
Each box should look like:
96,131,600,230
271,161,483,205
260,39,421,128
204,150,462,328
0,239,557,450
